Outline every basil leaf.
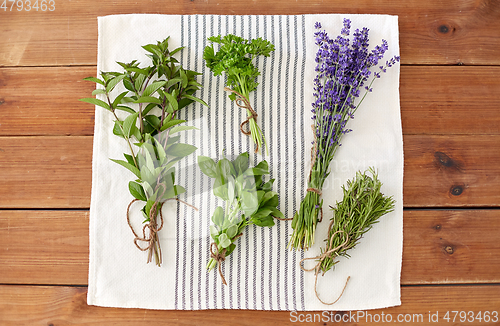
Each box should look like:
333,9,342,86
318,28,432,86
268,207,286,220
251,214,275,227
260,191,279,208
110,159,140,179
225,243,237,256
79,98,110,111
160,119,186,131
122,113,138,138
261,179,275,192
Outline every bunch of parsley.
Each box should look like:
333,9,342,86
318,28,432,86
203,34,274,155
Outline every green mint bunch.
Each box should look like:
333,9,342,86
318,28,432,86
203,34,274,155
198,152,284,285
80,37,207,266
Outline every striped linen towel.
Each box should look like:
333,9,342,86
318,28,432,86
88,13,402,311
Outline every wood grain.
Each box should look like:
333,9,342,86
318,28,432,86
0,284,498,325
0,135,498,208
0,136,92,208
1,210,498,286
0,67,96,136
0,211,89,285
400,66,500,135
403,134,500,207
1,0,500,67
401,209,500,284
1,66,500,136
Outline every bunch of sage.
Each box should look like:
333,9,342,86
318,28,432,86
198,152,285,285
81,37,207,266
300,168,395,304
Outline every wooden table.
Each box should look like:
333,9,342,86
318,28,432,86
1,1,499,325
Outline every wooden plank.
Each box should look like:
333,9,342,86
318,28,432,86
403,134,500,207
0,211,89,285
1,210,498,285
401,209,500,284
0,67,96,136
400,66,500,135
0,135,498,208
0,284,498,325
0,136,92,208
1,66,500,136
0,1,500,67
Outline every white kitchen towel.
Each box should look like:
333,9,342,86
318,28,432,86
88,13,402,311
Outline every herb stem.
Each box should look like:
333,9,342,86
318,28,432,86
107,93,139,168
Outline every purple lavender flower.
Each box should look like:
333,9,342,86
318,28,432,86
289,19,400,250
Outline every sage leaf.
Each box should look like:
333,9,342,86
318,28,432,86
166,143,197,157
218,233,231,249
211,206,224,228
241,190,259,216
198,156,218,178
226,224,238,239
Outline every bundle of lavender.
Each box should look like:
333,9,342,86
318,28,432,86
289,20,400,250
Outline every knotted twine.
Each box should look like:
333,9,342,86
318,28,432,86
127,197,198,265
299,228,351,305
127,199,164,265
210,233,243,285
224,87,260,153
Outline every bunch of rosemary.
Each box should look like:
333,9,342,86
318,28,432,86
301,168,395,304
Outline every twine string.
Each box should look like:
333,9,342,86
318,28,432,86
224,87,259,152
299,229,351,305
210,242,227,286
209,233,243,285
126,195,198,264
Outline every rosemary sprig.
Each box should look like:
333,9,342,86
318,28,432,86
319,168,395,274
301,168,395,305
